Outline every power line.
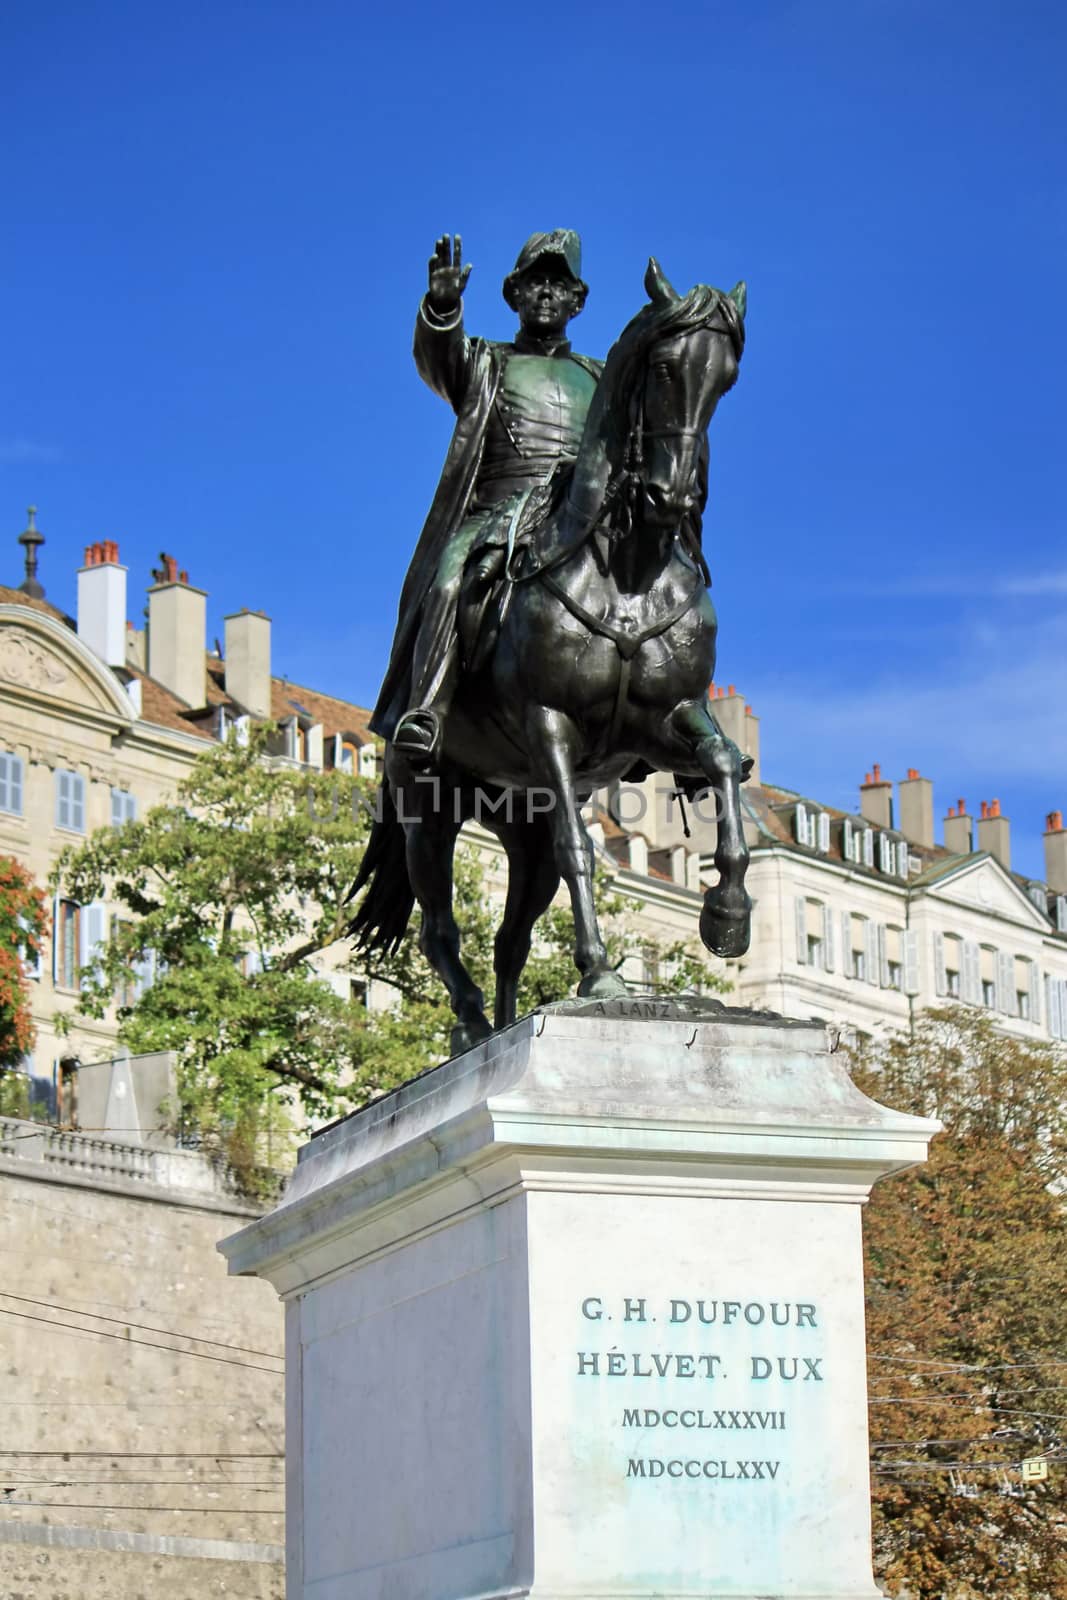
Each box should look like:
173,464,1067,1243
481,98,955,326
0,1307,281,1374
869,1358,1067,1376
0,1291,282,1362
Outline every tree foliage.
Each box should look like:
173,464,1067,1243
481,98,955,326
853,1008,1067,1599
52,730,719,1156
0,855,49,1077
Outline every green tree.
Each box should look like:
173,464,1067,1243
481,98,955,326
52,730,719,1161
0,857,49,1110
852,1008,1067,1599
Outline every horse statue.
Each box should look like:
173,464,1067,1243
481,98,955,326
351,259,751,1055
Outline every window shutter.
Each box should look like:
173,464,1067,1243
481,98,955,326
0,752,23,815
51,893,62,983
903,930,920,995
56,770,70,829
1047,976,1063,1040
131,951,156,1001
863,919,878,985
933,933,947,996
331,733,343,769
897,841,910,878
794,898,808,965
962,940,981,1005
842,818,853,861
110,788,136,826
234,715,251,747
1028,961,1041,1026
996,951,1015,1015
794,804,809,847
877,924,889,987
821,903,835,972
1057,896,1067,934
878,833,893,873
841,912,852,978
818,812,830,853
862,829,874,868
79,901,107,987
359,744,377,779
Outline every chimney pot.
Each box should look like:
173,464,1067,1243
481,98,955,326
976,801,1011,870
907,767,919,780
727,683,736,696
1044,809,1067,891
873,763,881,781
958,798,965,813
77,539,128,667
744,703,752,714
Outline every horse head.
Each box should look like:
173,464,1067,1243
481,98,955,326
633,259,746,535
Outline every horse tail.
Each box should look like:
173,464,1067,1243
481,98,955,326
346,775,414,956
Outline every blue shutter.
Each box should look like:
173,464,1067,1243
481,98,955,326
0,752,24,815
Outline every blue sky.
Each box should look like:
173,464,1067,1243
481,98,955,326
4,0,1065,878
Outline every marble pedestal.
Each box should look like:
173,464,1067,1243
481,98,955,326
220,1005,937,1600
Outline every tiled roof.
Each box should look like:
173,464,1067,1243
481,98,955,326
268,676,375,743
125,666,216,742
0,584,72,625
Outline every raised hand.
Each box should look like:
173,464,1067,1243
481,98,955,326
427,234,472,316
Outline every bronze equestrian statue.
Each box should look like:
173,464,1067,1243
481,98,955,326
353,230,751,1054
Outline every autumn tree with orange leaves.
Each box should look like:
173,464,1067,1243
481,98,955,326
852,1008,1067,1600
0,856,48,1073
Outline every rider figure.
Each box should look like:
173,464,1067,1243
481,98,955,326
371,230,602,764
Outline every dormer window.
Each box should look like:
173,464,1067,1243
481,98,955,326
842,818,875,867
794,804,830,852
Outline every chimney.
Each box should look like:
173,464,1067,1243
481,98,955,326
976,798,1010,870
147,555,207,707
943,798,973,856
1044,810,1067,893
897,767,934,848
860,763,893,829
223,609,272,719
77,540,127,667
709,683,760,783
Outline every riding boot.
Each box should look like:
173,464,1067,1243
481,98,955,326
393,583,463,765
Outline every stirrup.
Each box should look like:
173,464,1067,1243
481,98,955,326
392,707,443,765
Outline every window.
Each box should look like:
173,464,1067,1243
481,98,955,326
842,819,872,867
795,898,834,972
1015,957,1039,1024
55,899,80,989
794,806,829,852
0,751,24,816
110,788,136,826
55,769,86,832
935,932,962,998
19,913,42,980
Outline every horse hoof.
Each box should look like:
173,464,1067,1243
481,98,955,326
577,969,630,1000
450,1014,493,1057
700,901,751,959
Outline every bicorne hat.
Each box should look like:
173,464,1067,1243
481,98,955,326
502,229,588,311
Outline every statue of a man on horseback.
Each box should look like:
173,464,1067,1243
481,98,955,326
372,229,602,765
355,231,753,1056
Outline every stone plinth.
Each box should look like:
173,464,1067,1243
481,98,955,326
219,1003,938,1600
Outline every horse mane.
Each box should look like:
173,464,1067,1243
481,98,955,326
595,283,745,477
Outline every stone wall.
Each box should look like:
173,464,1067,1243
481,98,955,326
0,1125,285,1598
